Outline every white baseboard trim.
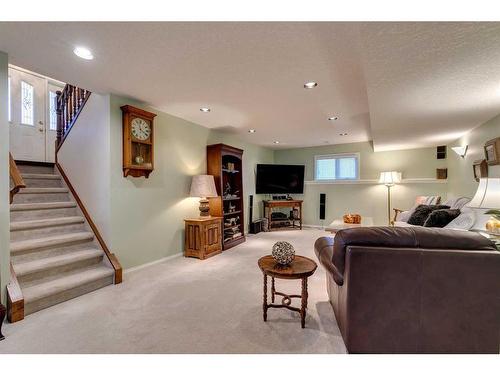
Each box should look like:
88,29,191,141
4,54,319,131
124,252,183,274
302,224,326,229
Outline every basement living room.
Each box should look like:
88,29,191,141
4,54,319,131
1,2,500,373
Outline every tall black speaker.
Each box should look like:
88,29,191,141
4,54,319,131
249,195,254,232
319,193,326,220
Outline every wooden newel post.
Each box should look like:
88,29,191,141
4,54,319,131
55,90,63,148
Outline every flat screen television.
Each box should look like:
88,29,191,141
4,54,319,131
256,164,305,194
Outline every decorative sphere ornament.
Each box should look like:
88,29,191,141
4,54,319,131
272,241,295,265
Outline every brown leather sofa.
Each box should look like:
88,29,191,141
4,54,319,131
314,226,500,353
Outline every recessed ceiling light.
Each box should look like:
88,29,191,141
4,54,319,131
73,46,94,60
339,133,348,136
248,129,256,133
303,81,318,89
200,107,211,113
273,141,280,144
328,116,339,121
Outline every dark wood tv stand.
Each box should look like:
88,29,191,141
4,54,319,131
263,200,303,231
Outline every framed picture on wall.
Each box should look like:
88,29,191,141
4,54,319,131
484,137,500,165
473,159,488,182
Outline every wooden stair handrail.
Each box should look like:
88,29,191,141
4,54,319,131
56,163,122,284
55,84,91,152
9,152,26,204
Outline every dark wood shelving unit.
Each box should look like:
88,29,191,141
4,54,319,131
207,144,245,250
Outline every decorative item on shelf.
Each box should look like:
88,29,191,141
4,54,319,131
451,145,468,158
272,241,295,266
379,171,402,226
190,175,218,217
228,203,236,213
343,213,362,224
468,178,500,234
484,137,500,166
473,159,488,182
223,182,232,198
227,162,235,171
121,105,156,178
436,168,448,180
224,217,238,227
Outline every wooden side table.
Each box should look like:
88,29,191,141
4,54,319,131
258,255,317,328
184,217,222,260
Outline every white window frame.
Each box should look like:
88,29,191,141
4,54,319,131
314,152,360,181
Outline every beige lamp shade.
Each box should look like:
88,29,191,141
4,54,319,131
379,171,402,186
468,178,500,209
189,175,218,198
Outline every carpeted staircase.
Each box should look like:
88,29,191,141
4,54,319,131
10,164,114,317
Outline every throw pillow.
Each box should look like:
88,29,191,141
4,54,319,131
445,207,475,230
407,204,450,226
423,209,461,228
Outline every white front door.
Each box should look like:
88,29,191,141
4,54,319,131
9,67,63,162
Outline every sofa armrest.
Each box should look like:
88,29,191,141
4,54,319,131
314,237,344,285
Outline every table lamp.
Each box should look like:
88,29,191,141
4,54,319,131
468,178,500,234
190,175,218,217
379,171,401,226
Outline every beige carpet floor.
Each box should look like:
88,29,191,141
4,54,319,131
0,228,347,353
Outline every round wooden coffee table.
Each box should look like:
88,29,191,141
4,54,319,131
258,255,317,328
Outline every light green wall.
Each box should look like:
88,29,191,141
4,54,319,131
275,141,447,181
447,114,500,198
109,96,273,269
274,141,448,226
0,52,9,304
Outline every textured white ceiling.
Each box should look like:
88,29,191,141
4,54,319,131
0,22,499,150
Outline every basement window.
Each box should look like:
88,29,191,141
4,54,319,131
314,153,360,181
21,81,34,125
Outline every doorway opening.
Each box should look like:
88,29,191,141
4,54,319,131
8,65,65,163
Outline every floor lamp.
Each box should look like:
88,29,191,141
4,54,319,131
379,171,401,226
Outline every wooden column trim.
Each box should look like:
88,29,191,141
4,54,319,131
7,264,24,323
55,163,122,284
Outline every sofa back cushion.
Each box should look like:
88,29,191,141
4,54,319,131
443,196,471,210
331,226,496,283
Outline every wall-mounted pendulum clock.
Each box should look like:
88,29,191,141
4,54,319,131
121,105,157,178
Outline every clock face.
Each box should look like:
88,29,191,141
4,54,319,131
131,117,151,141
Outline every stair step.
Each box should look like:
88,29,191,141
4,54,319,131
10,201,76,211
21,173,60,180
23,265,114,315
10,232,94,255
18,188,68,194
10,216,84,231
17,164,54,174
14,248,104,278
